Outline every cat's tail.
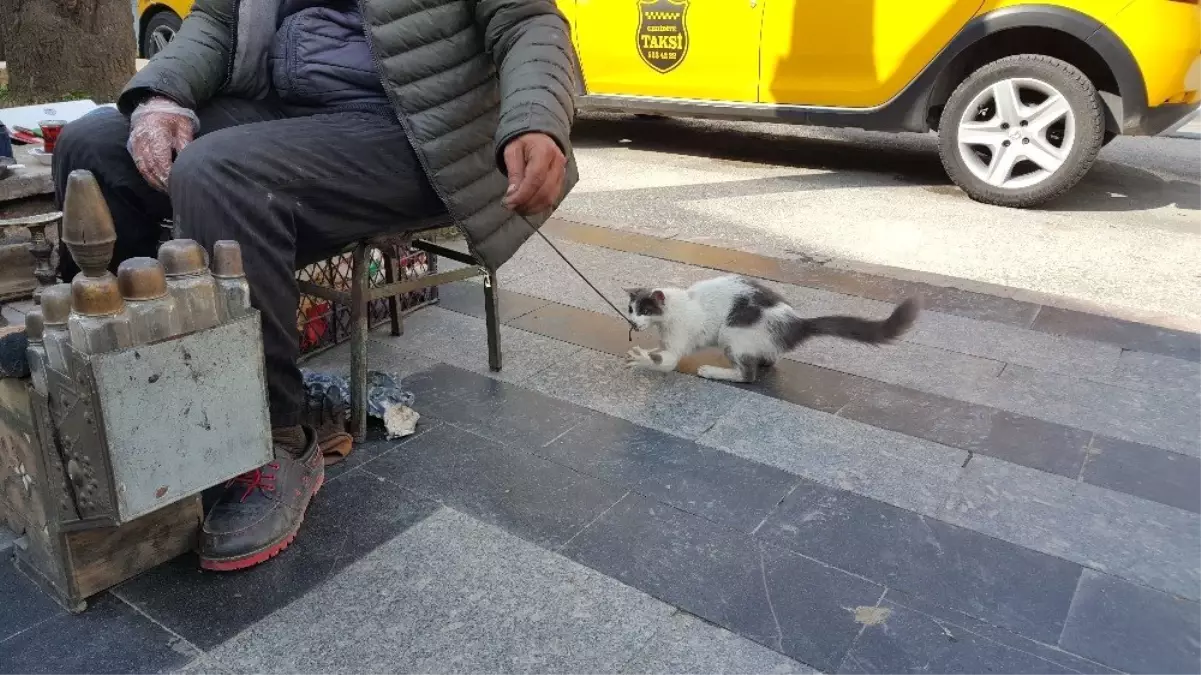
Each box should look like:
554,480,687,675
785,298,920,349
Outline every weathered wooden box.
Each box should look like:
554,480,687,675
1,311,273,610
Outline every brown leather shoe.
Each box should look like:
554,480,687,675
198,426,324,571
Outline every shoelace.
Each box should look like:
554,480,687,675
229,461,280,503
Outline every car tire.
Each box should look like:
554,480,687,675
141,10,182,59
937,54,1105,208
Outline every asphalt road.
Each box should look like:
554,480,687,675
560,113,1201,329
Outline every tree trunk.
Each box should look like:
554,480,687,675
0,0,135,105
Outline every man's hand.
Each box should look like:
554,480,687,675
128,97,199,192
502,132,566,215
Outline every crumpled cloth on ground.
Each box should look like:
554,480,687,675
301,370,420,463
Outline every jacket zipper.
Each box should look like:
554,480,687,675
353,0,484,268
223,0,242,89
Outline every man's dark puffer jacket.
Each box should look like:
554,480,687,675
120,0,579,270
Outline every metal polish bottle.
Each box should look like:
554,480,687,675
24,310,49,396
211,240,251,322
39,283,74,374
117,257,183,344
159,239,221,334
61,169,133,356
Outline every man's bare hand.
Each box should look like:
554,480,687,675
502,132,566,215
128,97,198,192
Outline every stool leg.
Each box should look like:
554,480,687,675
350,242,369,441
384,249,402,337
484,270,502,372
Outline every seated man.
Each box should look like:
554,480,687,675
52,0,577,571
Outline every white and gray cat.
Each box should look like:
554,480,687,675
624,275,919,383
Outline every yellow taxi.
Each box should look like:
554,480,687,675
140,0,1199,207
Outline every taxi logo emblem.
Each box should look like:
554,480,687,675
637,0,689,74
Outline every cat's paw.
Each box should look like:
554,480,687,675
626,346,655,370
696,365,721,380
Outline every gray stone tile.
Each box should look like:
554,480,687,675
966,410,1093,478
883,589,1120,674
540,412,800,532
0,561,64,643
0,593,195,674
621,612,817,674
787,337,1005,404
1030,306,1200,363
1104,349,1201,395
699,394,967,515
971,364,1200,457
758,479,1082,643
1060,570,1201,674
561,493,885,672
839,601,1077,674
1083,436,1201,514
942,455,1201,600
406,364,593,451
906,311,1122,384
523,348,753,439
115,469,441,649
211,508,674,674
171,656,233,674
366,423,628,549
0,525,15,553
372,306,583,383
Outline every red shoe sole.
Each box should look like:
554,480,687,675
199,474,325,572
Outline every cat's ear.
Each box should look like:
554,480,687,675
623,287,643,298
651,290,666,304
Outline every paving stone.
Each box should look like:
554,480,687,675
405,364,593,451
170,656,233,674
542,219,1042,327
970,364,1200,458
365,423,628,549
1060,570,1201,674
758,478,1081,643
942,455,1201,601
839,601,1077,674
323,419,443,483
788,337,1004,402
1082,436,1201,514
522,348,753,439
432,280,550,323
906,311,1122,384
0,561,64,642
115,469,440,649
210,508,674,674
372,306,583,383
883,589,1120,674
503,293,1106,485
1104,349,1201,395
540,412,799,532
560,493,885,672
1030,306,1200,362
699,393,967,515
621,612,817,674
0,525,16,553
0,593,195,674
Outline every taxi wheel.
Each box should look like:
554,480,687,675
141,10,182,59
938,54,1105,208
